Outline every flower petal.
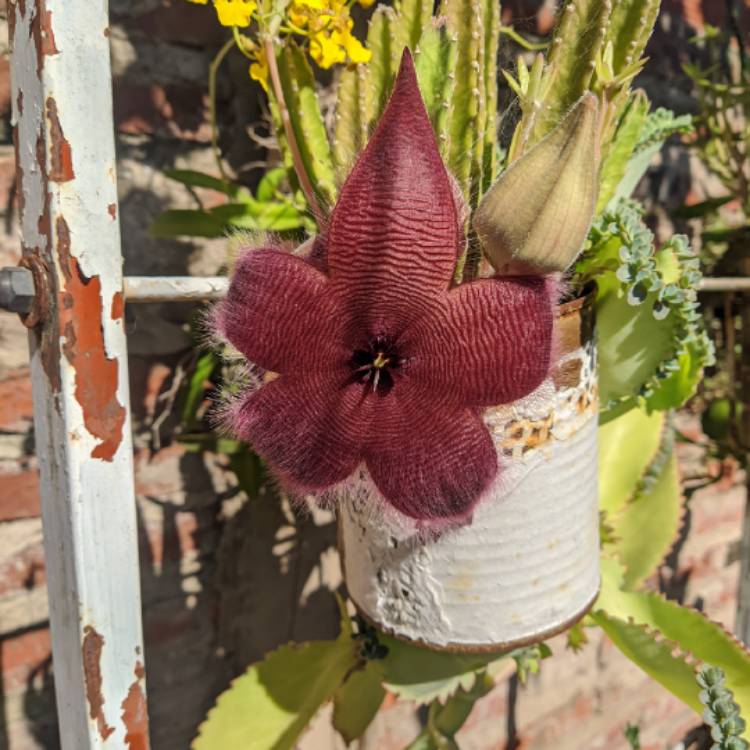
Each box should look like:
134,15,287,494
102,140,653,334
364,381,497,521
401,276,554,407
232,373,371,490
216,247,347,374
324,51,460,340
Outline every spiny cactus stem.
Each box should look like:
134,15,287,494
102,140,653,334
263,36,324,223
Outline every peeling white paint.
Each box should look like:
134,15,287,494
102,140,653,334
11,1,148,747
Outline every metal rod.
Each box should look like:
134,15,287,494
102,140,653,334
123,275,229,303
9,1,150,747
698,277,750,292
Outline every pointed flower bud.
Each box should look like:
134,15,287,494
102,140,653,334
473,93,600,273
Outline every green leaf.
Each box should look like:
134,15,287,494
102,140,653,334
596,269,678,407
596,558,750,739
150,209,226,238
674,195,734,219
612,453,684,589
255,168,289,202
598,407,666,515
210,201,304,232
332,661,386,745
643,339,707,412
591,611,702,713
165,169,248,200
380,635,508,705
181,351,218,428
193,634,359,749
597,91,650,212
612,139,661,203
229,449,265,498
275,41,338,208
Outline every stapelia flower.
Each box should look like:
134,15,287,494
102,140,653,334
216,51,554,524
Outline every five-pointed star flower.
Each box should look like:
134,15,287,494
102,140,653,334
215,51,554,523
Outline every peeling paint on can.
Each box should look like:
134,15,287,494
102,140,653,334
82,625,115,741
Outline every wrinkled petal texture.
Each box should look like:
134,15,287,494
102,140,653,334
232,373,371,490
324,52,460,343
217,248,347,374
364,380,497,521
402,276,554,407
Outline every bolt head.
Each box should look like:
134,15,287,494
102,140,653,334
0,267,35,315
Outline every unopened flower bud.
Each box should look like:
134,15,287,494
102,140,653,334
473,93,600,273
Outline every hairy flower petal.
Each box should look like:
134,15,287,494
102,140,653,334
232,374,370,489
402,276,554,406
325,51,460,341
216,248,347,374
365,383,497,521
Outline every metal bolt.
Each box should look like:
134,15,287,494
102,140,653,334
0,266,35,315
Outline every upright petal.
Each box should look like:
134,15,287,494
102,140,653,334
231,374,372,490
364,380,497,521
401,276,554,407
216,248,347,374
325,51,461,341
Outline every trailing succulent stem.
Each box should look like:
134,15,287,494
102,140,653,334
698,666,749,750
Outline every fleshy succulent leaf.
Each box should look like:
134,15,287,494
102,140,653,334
192,633,359,750
599,406,666,515
611,451,684,589
332,661,386,745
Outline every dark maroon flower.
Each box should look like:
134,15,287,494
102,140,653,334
216,51,554,523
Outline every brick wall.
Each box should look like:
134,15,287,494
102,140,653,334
0,2,746,749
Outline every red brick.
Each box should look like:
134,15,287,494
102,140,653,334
0,538,45,597
0,58,10,119
0,369,34,431
0,470,40,521
1,627,51,693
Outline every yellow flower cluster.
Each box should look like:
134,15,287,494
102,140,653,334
187,0,257,28
287,0,371,68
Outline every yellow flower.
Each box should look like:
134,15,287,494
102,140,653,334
292,0,370,68
341,28,371,63
187,0,209,3
357,0,376,7
249,47,269,92
310,31,347,68
213,0,256,26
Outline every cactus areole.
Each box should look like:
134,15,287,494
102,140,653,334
215,51,555,524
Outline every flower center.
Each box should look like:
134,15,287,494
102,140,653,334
350,337,400,394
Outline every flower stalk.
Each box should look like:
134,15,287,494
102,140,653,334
263,35,324,223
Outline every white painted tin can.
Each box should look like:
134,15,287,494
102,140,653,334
339,296,599,651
